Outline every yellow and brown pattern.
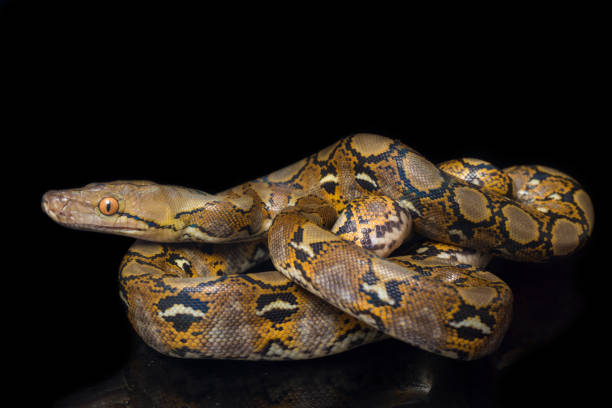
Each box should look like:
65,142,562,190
42,134,594,360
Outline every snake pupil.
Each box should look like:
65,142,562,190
99,197,118,215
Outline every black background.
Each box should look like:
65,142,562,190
3,2,606,406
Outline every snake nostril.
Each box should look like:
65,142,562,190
42,191,68,219
41,192,54,213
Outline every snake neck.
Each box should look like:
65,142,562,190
174,184,272,243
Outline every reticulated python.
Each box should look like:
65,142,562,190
42,134,594,360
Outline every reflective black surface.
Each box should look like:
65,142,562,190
6,4,604,404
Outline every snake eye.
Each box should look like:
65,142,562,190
99,197,119,215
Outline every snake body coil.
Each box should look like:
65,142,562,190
42,134,594,360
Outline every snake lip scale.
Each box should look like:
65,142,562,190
42,134,594,361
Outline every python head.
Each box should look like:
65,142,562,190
41,180,261,243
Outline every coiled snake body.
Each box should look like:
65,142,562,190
42,134,594,360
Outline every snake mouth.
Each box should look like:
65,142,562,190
45,215,148,235
77,224,147,233
46,216,148,235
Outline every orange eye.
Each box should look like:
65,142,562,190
99,197,119,215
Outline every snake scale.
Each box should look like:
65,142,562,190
42,134,594,360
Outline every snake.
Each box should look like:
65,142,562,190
42,133,594,361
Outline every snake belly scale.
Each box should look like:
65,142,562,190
42,134,594,360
